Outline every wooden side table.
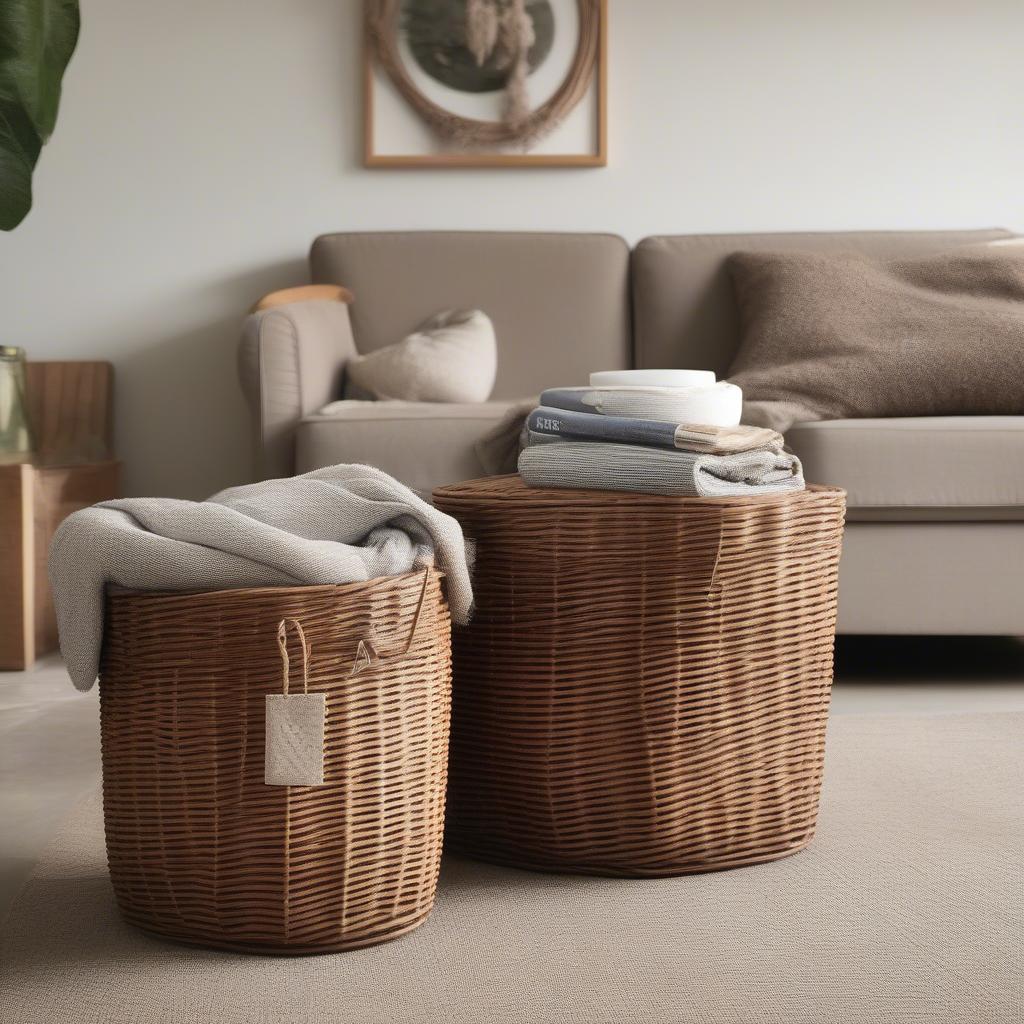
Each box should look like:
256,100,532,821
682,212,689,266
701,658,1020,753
0,361,119,669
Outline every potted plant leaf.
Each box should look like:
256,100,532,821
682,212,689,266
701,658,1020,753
0,0,80,230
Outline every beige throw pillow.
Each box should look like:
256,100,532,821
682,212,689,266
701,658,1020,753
345,309,497,403
726,248,1024,433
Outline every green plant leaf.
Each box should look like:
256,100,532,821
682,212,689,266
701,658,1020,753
0,0,79,229
0,97,41,229
0,0,80,138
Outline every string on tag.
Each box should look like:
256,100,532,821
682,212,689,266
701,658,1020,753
276,618,311,695
266,618,325,789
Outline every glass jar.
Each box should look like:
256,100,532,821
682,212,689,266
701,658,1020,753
0,346,33,463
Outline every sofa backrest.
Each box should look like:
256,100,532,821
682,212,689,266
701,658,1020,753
311,231,632,399
632,229,1014,377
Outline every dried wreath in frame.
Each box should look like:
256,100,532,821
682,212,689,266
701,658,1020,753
364,0,607,166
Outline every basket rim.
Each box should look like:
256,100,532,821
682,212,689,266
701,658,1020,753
434,474,845,507
105,566,444,603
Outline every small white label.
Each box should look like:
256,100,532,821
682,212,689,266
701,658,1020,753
265,693,326,786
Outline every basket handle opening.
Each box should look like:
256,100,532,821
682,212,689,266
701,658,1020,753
399,566,432,659
349,566,432,678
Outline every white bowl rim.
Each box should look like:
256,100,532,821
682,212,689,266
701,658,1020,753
589,369,717,387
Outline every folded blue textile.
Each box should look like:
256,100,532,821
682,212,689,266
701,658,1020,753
528,406,679,449
539,388,593,414
526,406,783,455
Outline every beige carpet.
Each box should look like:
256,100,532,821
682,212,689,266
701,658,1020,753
1,712,1021,1024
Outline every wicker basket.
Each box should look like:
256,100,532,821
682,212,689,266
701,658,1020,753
433,476,846,877
98,569,451,954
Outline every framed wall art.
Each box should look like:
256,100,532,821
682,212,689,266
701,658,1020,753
364,0,607,167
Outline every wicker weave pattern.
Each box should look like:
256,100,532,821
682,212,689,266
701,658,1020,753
99,571,451,954
434,477,846,877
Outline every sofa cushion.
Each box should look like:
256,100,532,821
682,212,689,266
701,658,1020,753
296,400,522,498
345,309,497,403
786,417,1024,520
310,232,631,399
726,248,1024,433
631,229,1014,376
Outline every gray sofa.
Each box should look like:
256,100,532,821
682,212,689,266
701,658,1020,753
239,229,1024,636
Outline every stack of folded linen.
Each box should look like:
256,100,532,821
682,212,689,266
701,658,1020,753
517,370,805,498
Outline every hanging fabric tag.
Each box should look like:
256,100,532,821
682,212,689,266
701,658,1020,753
265,693,326,786
264,618,326,787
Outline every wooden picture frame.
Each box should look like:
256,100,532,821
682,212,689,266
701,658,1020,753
364,0,607,168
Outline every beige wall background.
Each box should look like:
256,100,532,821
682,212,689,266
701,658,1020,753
1,0,1022,498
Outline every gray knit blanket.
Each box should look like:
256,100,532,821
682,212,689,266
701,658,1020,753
518,441,804,497
49,465,474,691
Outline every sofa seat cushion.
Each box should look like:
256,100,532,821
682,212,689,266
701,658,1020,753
296,400,523,498
786,417,1024,520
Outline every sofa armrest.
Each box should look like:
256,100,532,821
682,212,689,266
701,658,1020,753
238,299,357,479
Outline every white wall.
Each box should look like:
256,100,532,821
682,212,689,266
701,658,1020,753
2,0,1022,498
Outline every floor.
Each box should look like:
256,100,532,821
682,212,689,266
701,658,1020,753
2,637,1023,921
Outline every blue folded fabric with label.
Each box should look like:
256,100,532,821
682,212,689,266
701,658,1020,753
526,406,783,455
529,406,677,448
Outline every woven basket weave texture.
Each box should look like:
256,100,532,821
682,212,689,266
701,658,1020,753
98,570,451,954
434,476,846,877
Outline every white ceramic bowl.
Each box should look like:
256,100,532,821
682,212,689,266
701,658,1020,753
589,369,717,388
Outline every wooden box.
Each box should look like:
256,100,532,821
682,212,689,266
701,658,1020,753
0,362,118,669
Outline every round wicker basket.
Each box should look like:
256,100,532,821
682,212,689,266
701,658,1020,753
433,477,846,877
98,570,451,954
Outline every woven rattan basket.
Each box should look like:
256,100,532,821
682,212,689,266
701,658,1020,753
434,477,846,877
98,569,451,954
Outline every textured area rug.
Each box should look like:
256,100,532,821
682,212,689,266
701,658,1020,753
1,712,1021,1024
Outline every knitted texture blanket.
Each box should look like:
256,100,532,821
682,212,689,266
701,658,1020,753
49,465,474,691
727,246,1024,432
518,442,804,497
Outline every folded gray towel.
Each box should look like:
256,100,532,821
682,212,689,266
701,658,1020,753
49,464,474,691
518,441,805,497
